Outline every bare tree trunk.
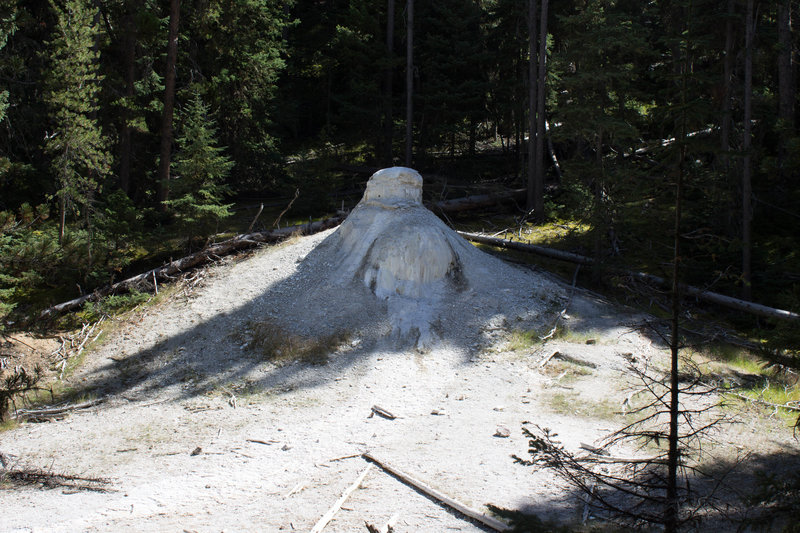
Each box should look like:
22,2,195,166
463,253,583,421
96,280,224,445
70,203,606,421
527,0,538,211
666,30,691,530
592,131,603,284
533,0,548,221
384,0,395,166
720,0,735,171
119,6,136,195
156,0,180,210
405,0,413,166
468,117,476,156
778,0,795,177
778,0,795,127
59,195,66,245
742,0,754,301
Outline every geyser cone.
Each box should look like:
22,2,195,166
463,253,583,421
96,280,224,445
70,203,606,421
264,167,563,353
332,167,476,348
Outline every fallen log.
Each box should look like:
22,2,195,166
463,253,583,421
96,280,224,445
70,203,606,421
431,189,526,214
458,232,800,322
40,215,346,319
458,231,594,265
363,452,511,532
13,399,104,421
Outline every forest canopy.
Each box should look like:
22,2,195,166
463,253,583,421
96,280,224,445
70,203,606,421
0,0,798,340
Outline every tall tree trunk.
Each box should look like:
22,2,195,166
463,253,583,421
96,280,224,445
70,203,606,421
468,117,476,156
742,0,754,301
156,0,180,210
592,130,603,284
720,0,735,170
119,6,136,195
59,194,66,245
533,0,548,220
666,21,691,529
384,0,395,166
527,0,538,212
778,0,795,176
405,0,413,166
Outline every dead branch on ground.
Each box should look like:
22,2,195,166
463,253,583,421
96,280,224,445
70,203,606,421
363,452,511,532
310,463,374,533
0,467,113,493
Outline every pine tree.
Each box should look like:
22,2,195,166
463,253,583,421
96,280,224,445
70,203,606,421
0,2,16,179
552,0,652,269
43,0,111,243
415,0,489,158
166,91,233,245
184,0,292,189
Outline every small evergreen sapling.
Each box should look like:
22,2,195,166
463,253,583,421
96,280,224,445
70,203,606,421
166,92,233,247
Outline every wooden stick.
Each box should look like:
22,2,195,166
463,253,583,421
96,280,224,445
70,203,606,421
363,452,511,532
365,513,400,533
579,443,609,456
272,189,300,229
325,453,362,463
370,405,397,420
553,352,598,369
576,454,667,465
247,203,264,233
384,513,400,533
582,482,595,525
246,439,277,446
729,391,800,412
285,482,306,498
310,463,374,533
539,351,559,368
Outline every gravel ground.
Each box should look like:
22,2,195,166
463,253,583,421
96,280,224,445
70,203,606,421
2,228,798,532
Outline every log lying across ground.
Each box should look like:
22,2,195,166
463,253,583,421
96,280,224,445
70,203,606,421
430,188,526,213
39,190,530,320
458,231,800,323
40,215,346,319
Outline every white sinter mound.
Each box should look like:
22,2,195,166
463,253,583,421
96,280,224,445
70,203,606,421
271,166,564,350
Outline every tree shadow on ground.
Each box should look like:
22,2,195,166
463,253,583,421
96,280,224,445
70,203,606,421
72,229,622,403
490,426,800,531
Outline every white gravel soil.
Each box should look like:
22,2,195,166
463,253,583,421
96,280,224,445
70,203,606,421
2,228,794,533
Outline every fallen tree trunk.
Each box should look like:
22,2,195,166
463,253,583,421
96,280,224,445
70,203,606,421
39,189,536,320
40,215,346,319
459,231,594,265
431,189,526,213
458,232,800,322
363,452,511,532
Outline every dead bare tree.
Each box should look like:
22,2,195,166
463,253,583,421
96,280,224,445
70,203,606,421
514,353,728,529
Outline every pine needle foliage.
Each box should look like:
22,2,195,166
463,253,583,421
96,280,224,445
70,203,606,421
43,0,111,232
166,91,233,245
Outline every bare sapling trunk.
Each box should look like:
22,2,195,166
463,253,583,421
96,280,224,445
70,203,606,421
742,0,754,301
778,0,795,177
527,0,538,212
533,0,548,221
720,0,734,171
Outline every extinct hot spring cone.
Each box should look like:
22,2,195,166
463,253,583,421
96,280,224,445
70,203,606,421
263,167,563,351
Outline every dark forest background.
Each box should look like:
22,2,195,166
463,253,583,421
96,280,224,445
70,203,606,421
0,0,798,343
